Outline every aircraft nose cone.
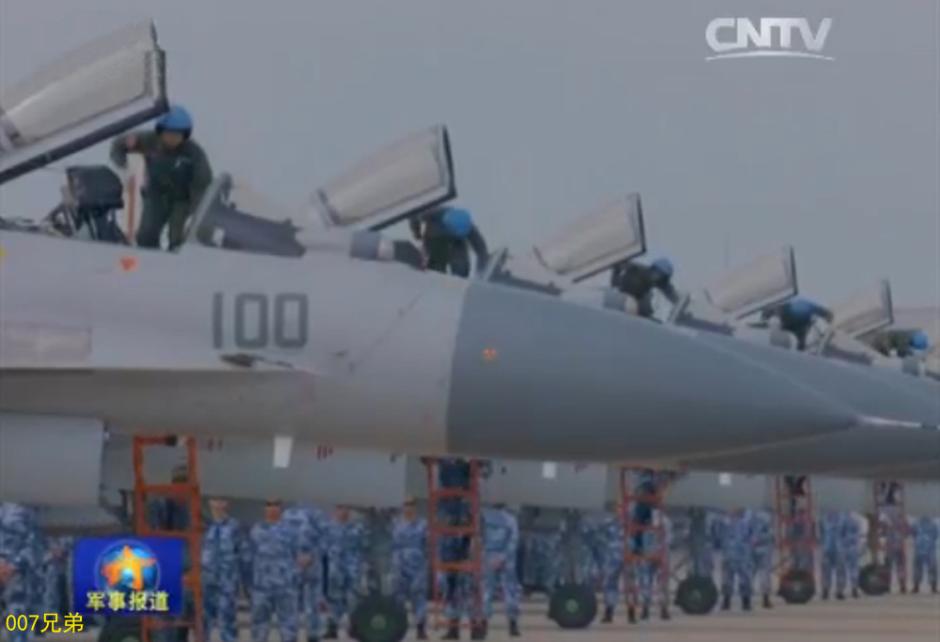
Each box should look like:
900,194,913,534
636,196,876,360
446,284,854,461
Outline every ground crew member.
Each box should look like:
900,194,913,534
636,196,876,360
592,506,625,624
636,510,671,622
147,464,192,642
247,500,304,642
760,297,834,350
749,510,774,608
819,510,847,600
717,508,754,611
202,498,245,642
524,530,562,593
840,512,863,598
324,505,368,639
283,504,329,642
910,515,938,594
610,257,679,318
0,503,40,642
110,104,212,250
481,505,522,637
42,536,72,616
869,329,931,358
410,207,489,277
390,498,429,640
882,508,909,593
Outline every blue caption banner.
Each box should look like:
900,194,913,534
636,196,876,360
72,537,184,616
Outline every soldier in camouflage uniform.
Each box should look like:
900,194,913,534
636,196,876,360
910,515,938,594
882,508,909,593
481,506,521,637
202,498,245,642
749,510,775,608
42,536,72,616
246,499,305,642
324,505,368,639
868,329,930,358
589,507,624,624
524,530,562,593
635,510,671,622
840,513,863,598
0,503,40,642
283,504,329,642
819,510,847,600
716,508,754,611
390,498,429,639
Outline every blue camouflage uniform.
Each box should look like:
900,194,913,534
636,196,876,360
749,511,774,599
283,506,329,638
787,509,815,572
882,509,908,591
819,511,846,597
391,514,429,625
523,531,562,592
910,516,938,592
0,503,41,642
325,515,369,628
717,512,754,602
587,513,624,610
247,518,303,642
481,507,521,623
839,513,862,594
42,536,72,615
202,516,245,642
635,520,670,609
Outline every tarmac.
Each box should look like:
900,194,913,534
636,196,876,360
68,592,940,641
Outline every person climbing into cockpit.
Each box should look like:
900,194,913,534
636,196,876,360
609,258,679,318
410,207,489,277
760,297,834,351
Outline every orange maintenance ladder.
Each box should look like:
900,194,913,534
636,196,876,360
423,458,486,635
619,468,672,621
773,476,816,572
871,479,908,590
132,436,205,642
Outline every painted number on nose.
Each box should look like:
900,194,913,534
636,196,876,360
212,292,308,349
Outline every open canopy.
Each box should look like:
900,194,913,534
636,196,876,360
0,21,167,184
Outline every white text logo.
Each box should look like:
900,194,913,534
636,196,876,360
706,18,833,61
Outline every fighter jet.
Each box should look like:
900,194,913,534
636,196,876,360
0,22,934,508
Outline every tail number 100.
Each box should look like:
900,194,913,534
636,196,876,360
212,292,308,349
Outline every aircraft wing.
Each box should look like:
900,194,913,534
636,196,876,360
0,21,167,184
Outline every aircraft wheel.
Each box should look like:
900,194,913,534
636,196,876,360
97,617,141,642
549,583,597,629
779,569,816,604
859,563,890,596
350,594,409,642
676,575,719,615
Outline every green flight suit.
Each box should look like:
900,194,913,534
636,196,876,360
870,330,918,358
110,131,212,249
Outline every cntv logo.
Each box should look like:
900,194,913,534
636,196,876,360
706,17,833,61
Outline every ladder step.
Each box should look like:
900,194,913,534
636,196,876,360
430,526,478,537
143,618,196,629
430,488,477,499
137,483,198,497
434,562,480,573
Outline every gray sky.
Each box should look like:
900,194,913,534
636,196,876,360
1,0,937,308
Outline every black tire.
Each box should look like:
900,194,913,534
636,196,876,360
97,617,142,642
350,593,409,642
779,569,816,604
548,583,597,629
676,576,719,615
859,563,890,596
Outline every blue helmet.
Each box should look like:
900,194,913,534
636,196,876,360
155,105,193,134
651,257,674,279
909,330,930,351
441,207,474,239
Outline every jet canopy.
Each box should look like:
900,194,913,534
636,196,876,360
0,21,167,184
308,125,456,231
484,193,647,293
